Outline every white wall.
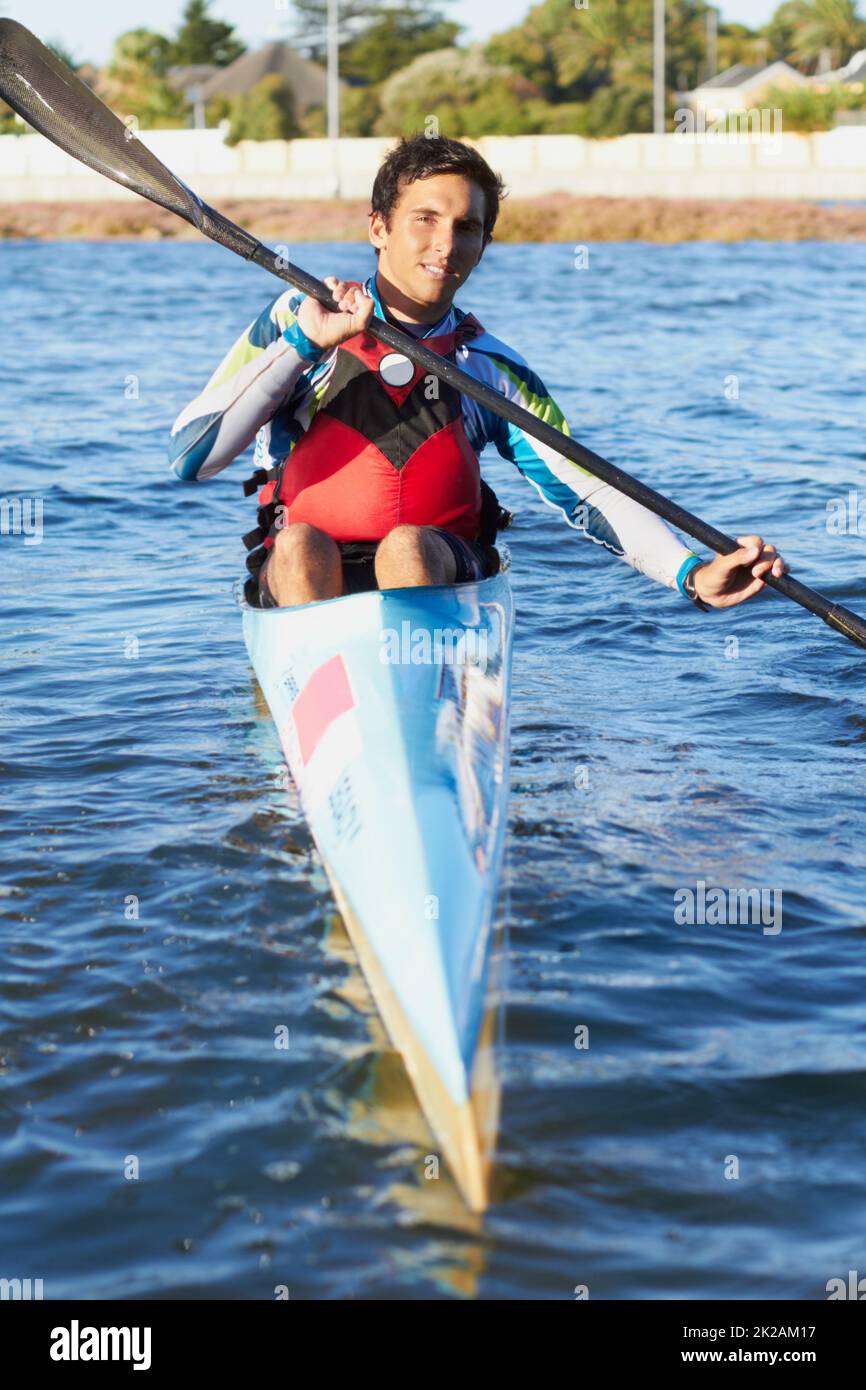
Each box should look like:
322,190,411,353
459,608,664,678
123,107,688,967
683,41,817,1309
2,128,866,202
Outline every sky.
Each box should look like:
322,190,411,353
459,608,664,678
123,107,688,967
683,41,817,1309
1,0,783,70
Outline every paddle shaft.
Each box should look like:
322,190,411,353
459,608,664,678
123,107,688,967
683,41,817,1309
1,17,864,650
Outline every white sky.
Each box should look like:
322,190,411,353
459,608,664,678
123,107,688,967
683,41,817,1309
1,0,783,68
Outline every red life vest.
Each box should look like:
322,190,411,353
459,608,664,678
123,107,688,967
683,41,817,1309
256,313,485,544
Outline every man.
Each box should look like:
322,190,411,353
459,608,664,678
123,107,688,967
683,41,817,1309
169,134,787,608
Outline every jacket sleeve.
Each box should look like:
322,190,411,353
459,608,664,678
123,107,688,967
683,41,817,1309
469,337,702,596
168,290,325,481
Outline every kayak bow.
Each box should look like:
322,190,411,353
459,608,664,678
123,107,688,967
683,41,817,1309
242,574,514,1210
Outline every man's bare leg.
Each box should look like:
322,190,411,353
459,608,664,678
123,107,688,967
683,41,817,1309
264,523,343,606
374,524,457,589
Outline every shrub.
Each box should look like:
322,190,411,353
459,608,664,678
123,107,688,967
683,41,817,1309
224,76,301,145
374,45,542,137
760,82,866,132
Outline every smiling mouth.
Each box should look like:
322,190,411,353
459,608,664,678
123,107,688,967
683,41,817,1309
419,264,457,281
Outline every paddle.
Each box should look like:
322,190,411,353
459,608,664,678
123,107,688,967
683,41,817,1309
2,18,864,651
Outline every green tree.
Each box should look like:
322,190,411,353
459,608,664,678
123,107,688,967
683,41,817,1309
758,78,866,127
342,7,460,84
290,0,390,61
486,0,708,107
290,0,459,82
0,99,20,133
576,80,655,136
715,22,770,72
485,0,576,101
666,3,715,91
374,45,543,136
554,0,652,94
101,29,190,128
170,0,246,67
298,84,384,136
224,74,301,143
762,1,806,61
522,98,591,133
777,0,866,71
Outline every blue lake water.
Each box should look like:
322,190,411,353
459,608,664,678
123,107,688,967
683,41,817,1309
1,238,865,1299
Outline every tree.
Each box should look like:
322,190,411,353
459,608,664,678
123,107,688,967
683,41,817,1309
301,84,382,136
170,0,246,68
290,0,384,62
0,98,21,134
101,29,190,128
224,75,301,143
289,0,459,82
762,1,808,62
374,45,543,137
576,80,655,136
715,22,770,72
485,0,575,101
775,0,866,72
486,0,710,106
758,78,866,127
553,0,652,94
342,5,460,84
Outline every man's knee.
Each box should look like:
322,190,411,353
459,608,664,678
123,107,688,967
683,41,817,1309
264,523,342,605
375,525,453,584
273,522,337,566
376,525,433,561
375,522,422,550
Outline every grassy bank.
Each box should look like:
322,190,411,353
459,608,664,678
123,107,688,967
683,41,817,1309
3,194,866,242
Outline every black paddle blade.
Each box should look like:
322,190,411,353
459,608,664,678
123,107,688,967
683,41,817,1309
0,18,254,256
0,20,195,219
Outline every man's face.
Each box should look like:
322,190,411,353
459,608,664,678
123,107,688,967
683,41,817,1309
369,172,487,318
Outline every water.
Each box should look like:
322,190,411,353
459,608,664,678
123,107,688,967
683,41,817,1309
1,240,865,1300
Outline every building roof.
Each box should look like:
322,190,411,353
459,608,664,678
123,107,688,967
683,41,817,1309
691,61,806,96
700,63,768,90
842,50,866,84
167,64,220,93
810,48,866,85
199,42,334,111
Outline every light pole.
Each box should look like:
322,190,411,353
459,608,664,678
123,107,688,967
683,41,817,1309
187,83,205,130
653,0,665,134
706,6,718,80
327,0,340,141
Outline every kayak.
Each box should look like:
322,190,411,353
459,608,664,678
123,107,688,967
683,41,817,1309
242,573,514,1210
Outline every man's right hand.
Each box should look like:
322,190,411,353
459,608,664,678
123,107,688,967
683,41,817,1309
297,276,375,349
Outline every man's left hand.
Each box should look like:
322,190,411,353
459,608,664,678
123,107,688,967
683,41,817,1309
695,534,789,608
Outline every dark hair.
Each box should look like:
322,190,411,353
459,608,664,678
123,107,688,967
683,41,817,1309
370,135,506,247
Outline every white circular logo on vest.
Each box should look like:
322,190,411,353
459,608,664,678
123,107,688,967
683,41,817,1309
378,352,415,387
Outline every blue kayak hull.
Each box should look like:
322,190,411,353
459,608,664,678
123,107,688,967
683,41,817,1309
242,574,514,1209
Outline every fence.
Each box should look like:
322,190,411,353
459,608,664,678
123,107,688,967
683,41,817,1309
2,128,866,202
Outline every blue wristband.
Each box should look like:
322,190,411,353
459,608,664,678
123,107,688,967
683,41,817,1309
677,555,705,602
682,560,710,610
